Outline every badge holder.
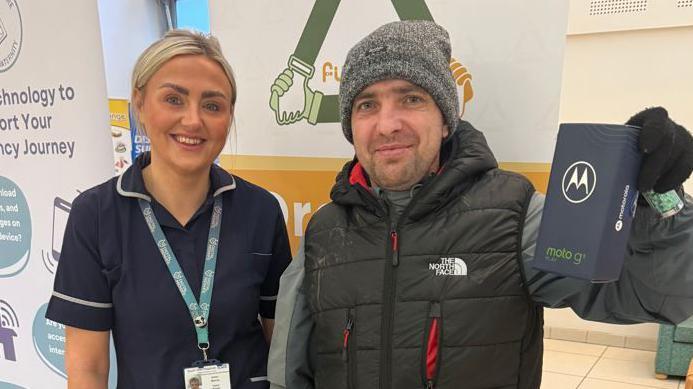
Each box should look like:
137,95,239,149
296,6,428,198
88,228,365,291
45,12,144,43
184,362,231,389
183,340,231,388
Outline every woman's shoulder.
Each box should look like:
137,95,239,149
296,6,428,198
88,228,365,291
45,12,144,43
210,164,269,199
230,175,279,205
71,175,120,215
214,167,282,216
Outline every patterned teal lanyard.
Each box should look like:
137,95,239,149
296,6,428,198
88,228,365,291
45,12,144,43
138,196,222,361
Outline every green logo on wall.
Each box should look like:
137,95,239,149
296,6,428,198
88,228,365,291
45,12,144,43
268,0,474,126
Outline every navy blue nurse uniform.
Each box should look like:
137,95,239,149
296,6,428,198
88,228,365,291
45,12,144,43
46,152,291,388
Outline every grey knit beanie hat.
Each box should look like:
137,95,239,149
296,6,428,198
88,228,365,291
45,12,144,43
339,20,459,143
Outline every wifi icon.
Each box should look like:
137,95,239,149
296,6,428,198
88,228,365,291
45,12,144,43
42,250,58,274
0,299,19,329
0,299,19,362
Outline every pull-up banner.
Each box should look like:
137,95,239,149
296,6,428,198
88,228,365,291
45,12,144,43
211,0,569,252
0,1,115,387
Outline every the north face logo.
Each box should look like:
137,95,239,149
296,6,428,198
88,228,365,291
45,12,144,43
429,257,467,276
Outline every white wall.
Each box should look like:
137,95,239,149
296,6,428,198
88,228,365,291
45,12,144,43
551,2,693,343
97,0,167,98
559,26,693,130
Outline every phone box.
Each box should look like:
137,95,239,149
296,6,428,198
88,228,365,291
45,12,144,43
533,124,642,282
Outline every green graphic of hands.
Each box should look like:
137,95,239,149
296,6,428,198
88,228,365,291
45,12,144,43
269,55,324,125
267,0,440,126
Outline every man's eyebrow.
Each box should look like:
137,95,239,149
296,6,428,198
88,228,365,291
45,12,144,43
354,91,375,102
393,85,426,95
354,85,427,102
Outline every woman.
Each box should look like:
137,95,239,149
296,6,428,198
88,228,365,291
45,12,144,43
46,30,291,388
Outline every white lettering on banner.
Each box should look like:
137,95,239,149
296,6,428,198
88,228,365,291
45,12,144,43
44,319,65,330
271,191,327,238
48,346,65,356
0,188,17,197
0,232,21,241
0,219,20,228
46,333,65,342
293,202,311,237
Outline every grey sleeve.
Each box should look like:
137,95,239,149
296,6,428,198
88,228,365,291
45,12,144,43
268,240,315,389
523,191,693,325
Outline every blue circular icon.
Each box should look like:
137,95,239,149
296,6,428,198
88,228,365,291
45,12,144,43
0,176,31,277
0,381,27,389
32,303,67,378
32,303,118,387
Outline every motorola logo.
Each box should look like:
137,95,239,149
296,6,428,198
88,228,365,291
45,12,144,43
562,161,597,204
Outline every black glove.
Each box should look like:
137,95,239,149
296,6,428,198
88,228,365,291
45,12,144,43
626,107,693,193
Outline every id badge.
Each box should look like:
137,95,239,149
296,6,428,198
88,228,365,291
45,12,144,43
183,362,231,389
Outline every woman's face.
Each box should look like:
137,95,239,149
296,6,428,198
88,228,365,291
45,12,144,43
135,54,233,176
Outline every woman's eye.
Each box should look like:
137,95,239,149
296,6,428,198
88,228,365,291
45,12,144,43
204,102,221,112
165,95,182,105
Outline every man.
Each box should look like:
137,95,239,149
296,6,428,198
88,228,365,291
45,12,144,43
268,20,693,389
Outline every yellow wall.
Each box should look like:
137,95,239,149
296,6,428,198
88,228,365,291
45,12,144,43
222,155,549,254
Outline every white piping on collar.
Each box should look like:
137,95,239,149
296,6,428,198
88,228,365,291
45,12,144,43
213,175,236,197
116,172,152,202
116,167,236,200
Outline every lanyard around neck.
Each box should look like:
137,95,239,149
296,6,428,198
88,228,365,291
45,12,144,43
138,196,222,361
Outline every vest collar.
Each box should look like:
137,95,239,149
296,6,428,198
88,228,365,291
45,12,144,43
333,120,498,221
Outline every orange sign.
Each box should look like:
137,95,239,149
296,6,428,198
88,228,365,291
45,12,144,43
221,155,549,255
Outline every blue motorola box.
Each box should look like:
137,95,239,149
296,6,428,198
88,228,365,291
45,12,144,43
533,124,642,282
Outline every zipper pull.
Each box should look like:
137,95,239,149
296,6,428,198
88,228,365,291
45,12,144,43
390,229,399,267
425,302,441,389
342,317,354,362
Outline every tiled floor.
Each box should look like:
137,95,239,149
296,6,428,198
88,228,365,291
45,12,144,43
541,339,687,389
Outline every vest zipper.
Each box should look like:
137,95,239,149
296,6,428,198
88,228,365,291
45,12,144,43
390,226,399,266
342,314,353,362
422,302,442,389
381,221,399,389
342,308,356,389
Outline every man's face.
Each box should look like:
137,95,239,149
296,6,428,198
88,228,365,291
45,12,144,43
351,79,449,191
